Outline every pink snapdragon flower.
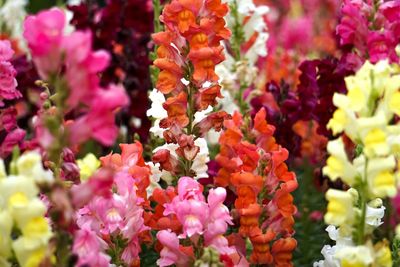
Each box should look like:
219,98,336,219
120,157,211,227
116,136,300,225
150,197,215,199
23,8,129,148
67,84,129,146
164,177,209,237
157,230,192,267
23,8,66,77
76,169,148,265
0,128,25,157
63,30,110,109
204,187,234,254
162,177,235,261
336,0,369,51
0,40,20,106
73,228,111,267
71,167,114,208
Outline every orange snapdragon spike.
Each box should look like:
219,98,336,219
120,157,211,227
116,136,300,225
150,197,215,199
215,108,298,265
152,0,231,147
272,238,297,267
249,228,275,264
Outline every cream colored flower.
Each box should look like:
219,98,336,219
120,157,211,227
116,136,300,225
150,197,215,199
16,151,53,184
325,189,355,226
323,138,358,185
77,153,101,181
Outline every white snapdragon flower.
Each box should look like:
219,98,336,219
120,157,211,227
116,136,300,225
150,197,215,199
366,200,385,227
194,106,213,124
313,225,353,267
0,0,27,38
146,162,162,195
191,138,210,179
147,89,168,138
153,137,210,182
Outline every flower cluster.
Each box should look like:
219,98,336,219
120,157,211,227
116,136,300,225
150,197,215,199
0,151,53,266
68,0,154,140
215,108,298,265
337,0,400,64
72,142,150,266
0,40,24,157
215,0,269,115
23,8,129,152
316,60,400,266
252,57,355,162
157,176,239,266
149,0,231,184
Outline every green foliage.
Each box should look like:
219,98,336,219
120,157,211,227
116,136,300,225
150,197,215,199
27,0,66,13
392,238,400,266
140,231,160,266
293,162,330,266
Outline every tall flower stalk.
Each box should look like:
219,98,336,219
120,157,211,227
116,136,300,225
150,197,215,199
149,0,231,184
315,60,400,266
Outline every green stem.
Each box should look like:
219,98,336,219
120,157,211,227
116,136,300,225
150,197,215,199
356,158,369,245
153,0,162,34
230,0,244,61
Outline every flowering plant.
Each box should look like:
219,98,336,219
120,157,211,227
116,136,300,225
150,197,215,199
1,0,400,266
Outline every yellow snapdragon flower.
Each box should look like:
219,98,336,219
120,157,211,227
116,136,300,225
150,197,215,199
336,245,373,267
0,153,53,267
77,153,101,181
367,156,396,198
389,91,400,116
0,211,12,259
374,241,392,267
323,138,358,185
325,189,355,226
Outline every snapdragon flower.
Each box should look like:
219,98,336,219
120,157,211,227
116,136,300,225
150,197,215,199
0,152,53,267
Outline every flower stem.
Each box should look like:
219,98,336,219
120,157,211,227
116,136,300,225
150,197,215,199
356,158,369,245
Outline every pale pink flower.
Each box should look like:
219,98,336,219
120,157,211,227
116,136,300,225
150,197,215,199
76,170,148,265
71,168,114,208
204,187,233,254
157,230,192,267
164,177,209,237
177,176,205,201
0,40,14,61
73,228,111,267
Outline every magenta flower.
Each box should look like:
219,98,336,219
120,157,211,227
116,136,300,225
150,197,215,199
0,40,20,106
66,84,129,146
336,0,369,52
23,8,66,77
63,30,110,109
367,30,399,63
380,1,400,22
0,128,25,157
